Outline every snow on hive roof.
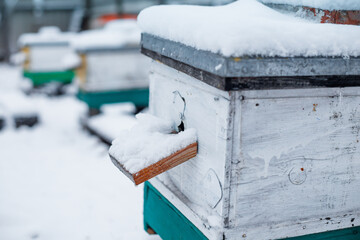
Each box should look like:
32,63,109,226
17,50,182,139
18,26,75,47
258,0,360,10
138,0,360,57
70,19,141,51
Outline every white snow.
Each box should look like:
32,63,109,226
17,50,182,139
71,19,141,51
61,52,82,70
0,64,160,240
258,0,360,10
18,26,75,47
0,65,38,118
87,103,138,142
0,91,37,117
109,113,197,174
138,0,360,57
101,102,136,116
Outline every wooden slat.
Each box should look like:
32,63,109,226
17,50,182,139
76,54,87,85
22,46,30,71
110,142,198,185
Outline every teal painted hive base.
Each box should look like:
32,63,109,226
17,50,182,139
77,88,149,110
23,70,74,86
143,181,207,240
143,182,360,240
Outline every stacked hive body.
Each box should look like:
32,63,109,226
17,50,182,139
259,0,360,25
137,1,360,239
73,20,150,111
19,27,75,86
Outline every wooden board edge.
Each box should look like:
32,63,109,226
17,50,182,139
109,142,198,186
134,142,198,185
109,154,136,184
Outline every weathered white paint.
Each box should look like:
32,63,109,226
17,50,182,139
80,51,150,92
149,61,360,239
29,45,73,72
149,61,232,234
231,91,360,239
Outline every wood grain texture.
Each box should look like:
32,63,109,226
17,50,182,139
149,62,231,238
21,46,30,71
76,54,87,86
229,89,360,239
110,142,197,185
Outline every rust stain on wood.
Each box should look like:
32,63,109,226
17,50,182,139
305,7,360,25
110,142,198,185
313,104,318,112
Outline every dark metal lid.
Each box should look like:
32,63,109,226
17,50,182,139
141,33,360,91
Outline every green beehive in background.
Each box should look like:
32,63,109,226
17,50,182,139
18,26,76,87
71,19,150,113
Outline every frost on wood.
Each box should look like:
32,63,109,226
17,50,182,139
109,113,197,175
258,0,360,10
138,0,360,57
70,19,141,51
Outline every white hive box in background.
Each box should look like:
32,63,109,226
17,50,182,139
120,0,360,239
19,26,75,73
72,19,150,93
72,19,150,111
76,49,149,92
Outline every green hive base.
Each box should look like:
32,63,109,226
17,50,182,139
144,181,207,240
76,88,149,110
143,182,359,240
23,70,74,86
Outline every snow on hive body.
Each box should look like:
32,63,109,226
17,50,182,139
138,0,360,57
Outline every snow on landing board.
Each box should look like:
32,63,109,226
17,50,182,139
138,0,360,57
109,113,197,185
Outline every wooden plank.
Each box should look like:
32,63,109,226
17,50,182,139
230,92,360,239
149,61,230,232
110,142,197,185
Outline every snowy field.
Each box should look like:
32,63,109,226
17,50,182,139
0,64,160,240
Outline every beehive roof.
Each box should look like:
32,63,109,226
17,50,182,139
138,0,360,58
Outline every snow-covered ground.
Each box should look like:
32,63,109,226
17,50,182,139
0,64,161,240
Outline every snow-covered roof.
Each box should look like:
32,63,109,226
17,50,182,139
18,26,75,47
138,0,360,57
258,0,360,10
70,19,141,52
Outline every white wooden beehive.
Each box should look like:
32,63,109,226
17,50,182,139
141,33,360,239
76,48,150,92
18,27,74,72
